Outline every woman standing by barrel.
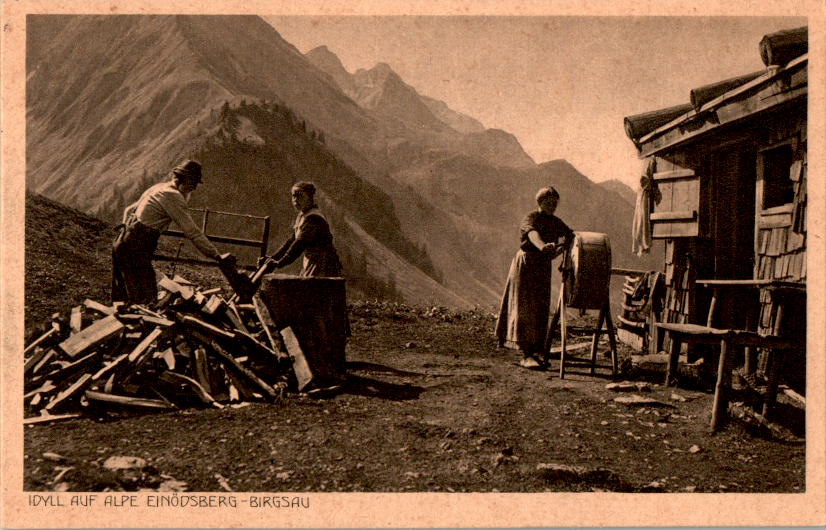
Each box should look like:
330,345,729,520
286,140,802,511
262,181,343,277
495,186,573,369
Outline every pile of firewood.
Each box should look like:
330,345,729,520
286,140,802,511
24,275,296,423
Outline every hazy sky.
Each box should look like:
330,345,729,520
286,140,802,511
267,15,806,189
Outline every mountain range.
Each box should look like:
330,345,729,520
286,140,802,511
26,14,658,309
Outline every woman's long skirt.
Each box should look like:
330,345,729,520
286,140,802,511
495,249,554,353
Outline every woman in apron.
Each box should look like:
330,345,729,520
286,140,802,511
495,186,573,369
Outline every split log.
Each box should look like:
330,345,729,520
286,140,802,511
24,413,82,425
223,368,258,401
226,301,251,334
202,295,226,315
35,351,100,388
199,335,278,400
83,299,115,315
280,327,314,392
25,381,57,400
180,315,236,341
30,349,57,375
24,328,58,357
141,315,175,327
192,346,213,394
84,390,176,410
91,353,129,381
24,347,55,375
45,373,93,412
159,276,194,300
158,371,223,408
252,295,288,359
128,327,164,362
58,315,123,358
69,306,83,333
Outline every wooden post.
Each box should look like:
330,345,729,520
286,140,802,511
605,306,618,376
558,281,568,380
762,302,785,419
710,338,731,431
589,304,606,375
664,331,682,386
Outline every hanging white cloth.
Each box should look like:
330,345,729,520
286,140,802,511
631,158,656,256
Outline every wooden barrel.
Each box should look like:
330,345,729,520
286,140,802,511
564,232,612,310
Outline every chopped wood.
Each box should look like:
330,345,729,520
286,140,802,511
83,299,115,315
158,371,223,408
141,315,175,327
41,351,101,384
91,353,129,381
181,315,236,341
25,381,57,400
58,315,124,358
252,295,288,359
201,287,221,296
192,346,213,394
226,301,251,334
156,348,176,370
69,306,83,333
84,390,176,410
24,413,82,425
280,327,314,392
45,374,93,412
128,327,164,362
780,385,805,407
24,328,58,357
158,276,194,300
171,274,195,286
203,295,226,315
204,338,278,400
31,349,57,375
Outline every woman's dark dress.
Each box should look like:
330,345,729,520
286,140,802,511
495,211,573,353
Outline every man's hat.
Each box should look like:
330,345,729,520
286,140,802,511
172,160,202,183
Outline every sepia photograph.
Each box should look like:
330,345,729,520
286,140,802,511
1,0,824,527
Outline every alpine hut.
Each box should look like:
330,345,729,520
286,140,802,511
622,27,808,422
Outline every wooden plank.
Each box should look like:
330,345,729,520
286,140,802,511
192,346,213,394
83,299,114,315
280,326,314,392
84,390,176,410
252,294,286,357
158,371,223,408
58,315,123,358
45,373,93,412
24,413,81,425
652,169,695,181
650,210,697,222
202,337,278,400
91,353,128,381
24,328,58,357
69,306,83,333
128,328,164,362
181,315,236,341
141,315,175,327
225,301,251,334
759,211,793,229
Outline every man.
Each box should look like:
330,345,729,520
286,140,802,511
112,159,234,305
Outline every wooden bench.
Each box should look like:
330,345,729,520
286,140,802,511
655,279,802,431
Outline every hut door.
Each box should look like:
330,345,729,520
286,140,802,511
708,147,756,280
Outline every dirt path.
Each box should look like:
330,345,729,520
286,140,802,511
25,304,805,492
